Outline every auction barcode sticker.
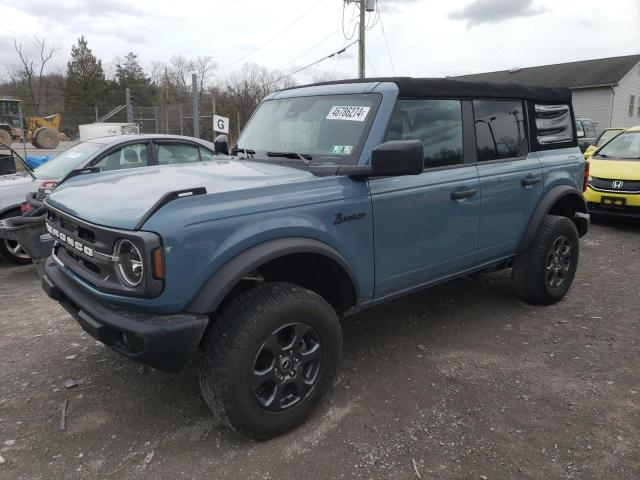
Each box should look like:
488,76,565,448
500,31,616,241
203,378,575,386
326,106,371,122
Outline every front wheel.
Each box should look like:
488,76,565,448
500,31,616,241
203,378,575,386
513,215,579,305
0,210,31,265
199,282,342,440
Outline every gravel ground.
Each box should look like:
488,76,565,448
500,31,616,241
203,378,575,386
0,220,638,479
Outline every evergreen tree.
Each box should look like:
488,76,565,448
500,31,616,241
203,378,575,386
114,52,155,107
64,36,106,125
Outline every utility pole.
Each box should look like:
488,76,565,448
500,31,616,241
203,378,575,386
346,0,374,78
125,88,133,123
358,0,366,78
191,73,199,138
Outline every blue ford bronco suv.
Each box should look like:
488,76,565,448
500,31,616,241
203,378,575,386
41,78,589,439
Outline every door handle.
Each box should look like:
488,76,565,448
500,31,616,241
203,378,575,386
521,176,542,187
450,189,477,201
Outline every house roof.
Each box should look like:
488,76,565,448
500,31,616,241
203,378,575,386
295,77,572,102
455,54,640,89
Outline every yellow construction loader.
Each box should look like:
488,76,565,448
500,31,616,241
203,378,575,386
0,97,61,149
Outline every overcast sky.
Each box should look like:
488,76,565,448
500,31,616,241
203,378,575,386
1,0,639,84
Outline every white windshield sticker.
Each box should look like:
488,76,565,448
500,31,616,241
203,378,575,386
326,106,370,122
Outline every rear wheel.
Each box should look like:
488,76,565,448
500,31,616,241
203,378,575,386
513,215,579,305
34,128,59,149
0,129,12,146
0,210,31,265
199,282,342,440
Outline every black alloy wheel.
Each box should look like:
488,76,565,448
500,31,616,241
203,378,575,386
252,322,322,412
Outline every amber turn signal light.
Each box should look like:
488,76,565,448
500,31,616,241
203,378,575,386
152,247,165,280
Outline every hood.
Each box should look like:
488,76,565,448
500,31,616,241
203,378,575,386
589,158,640,181
46,159,314,230
0,172,34,186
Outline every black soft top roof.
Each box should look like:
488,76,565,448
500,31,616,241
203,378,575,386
298,77,572,103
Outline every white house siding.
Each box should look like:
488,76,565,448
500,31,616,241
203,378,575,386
571,87,614,135
610,60,640,128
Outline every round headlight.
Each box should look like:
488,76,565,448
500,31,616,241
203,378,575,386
114,239,144,287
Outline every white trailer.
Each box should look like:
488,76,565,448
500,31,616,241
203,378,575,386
79,123,139,142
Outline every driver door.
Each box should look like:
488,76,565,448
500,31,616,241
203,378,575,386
370,99,480,297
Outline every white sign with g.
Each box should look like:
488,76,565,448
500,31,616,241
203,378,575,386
213,115,230,134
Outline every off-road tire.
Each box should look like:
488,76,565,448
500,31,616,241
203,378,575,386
0,129,12,147
199,282,342,440
513,214,579,305
0,209,31,265
34,128,59,149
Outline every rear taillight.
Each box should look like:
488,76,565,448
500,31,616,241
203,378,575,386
20,202,31,214
583,160,590,192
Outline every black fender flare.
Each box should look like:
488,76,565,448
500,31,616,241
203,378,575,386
519,185,588,252
187,237,360,314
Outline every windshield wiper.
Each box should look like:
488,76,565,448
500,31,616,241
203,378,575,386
266,152,313,165
231,147,255,158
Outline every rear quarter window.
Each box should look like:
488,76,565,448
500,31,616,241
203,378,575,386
535,104,574,145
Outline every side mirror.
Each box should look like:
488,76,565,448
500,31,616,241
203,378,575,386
371,140,424,176
214,134,229,155
576,131,585,139
0,153,16,175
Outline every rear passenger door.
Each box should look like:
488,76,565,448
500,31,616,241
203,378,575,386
474,100,543,262
370,99,480,297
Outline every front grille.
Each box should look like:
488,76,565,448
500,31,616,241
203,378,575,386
588,202,640,217
46,209,111,286
44,204,164,298
589,177,640,194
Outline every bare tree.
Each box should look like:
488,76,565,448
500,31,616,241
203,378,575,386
12,37,58,115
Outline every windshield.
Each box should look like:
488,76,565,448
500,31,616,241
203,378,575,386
34,142,103,179
596,129,623,146
237,94,381,164
596,131,640,160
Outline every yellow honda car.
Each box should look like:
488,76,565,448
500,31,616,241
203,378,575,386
584,126,640,218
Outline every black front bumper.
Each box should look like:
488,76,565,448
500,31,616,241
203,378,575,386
42,257,209,373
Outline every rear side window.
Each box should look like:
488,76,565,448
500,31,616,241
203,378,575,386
385,99,463,168
156,143,201,165
536,104,574,145
473,100,527,161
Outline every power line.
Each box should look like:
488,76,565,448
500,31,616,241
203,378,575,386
378,8,397,76
261,40,358,88
365,51,378,76
276,26,343,72
226,0,326,67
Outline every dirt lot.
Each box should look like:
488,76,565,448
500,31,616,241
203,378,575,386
0,220,638,479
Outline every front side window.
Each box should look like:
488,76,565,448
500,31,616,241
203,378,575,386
583,120,597,138
156,143,201,165
94,143,149,171
596,131,640,160
474,100,527,161
237,94,381,164
384,99,463,168
200,147,215,162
